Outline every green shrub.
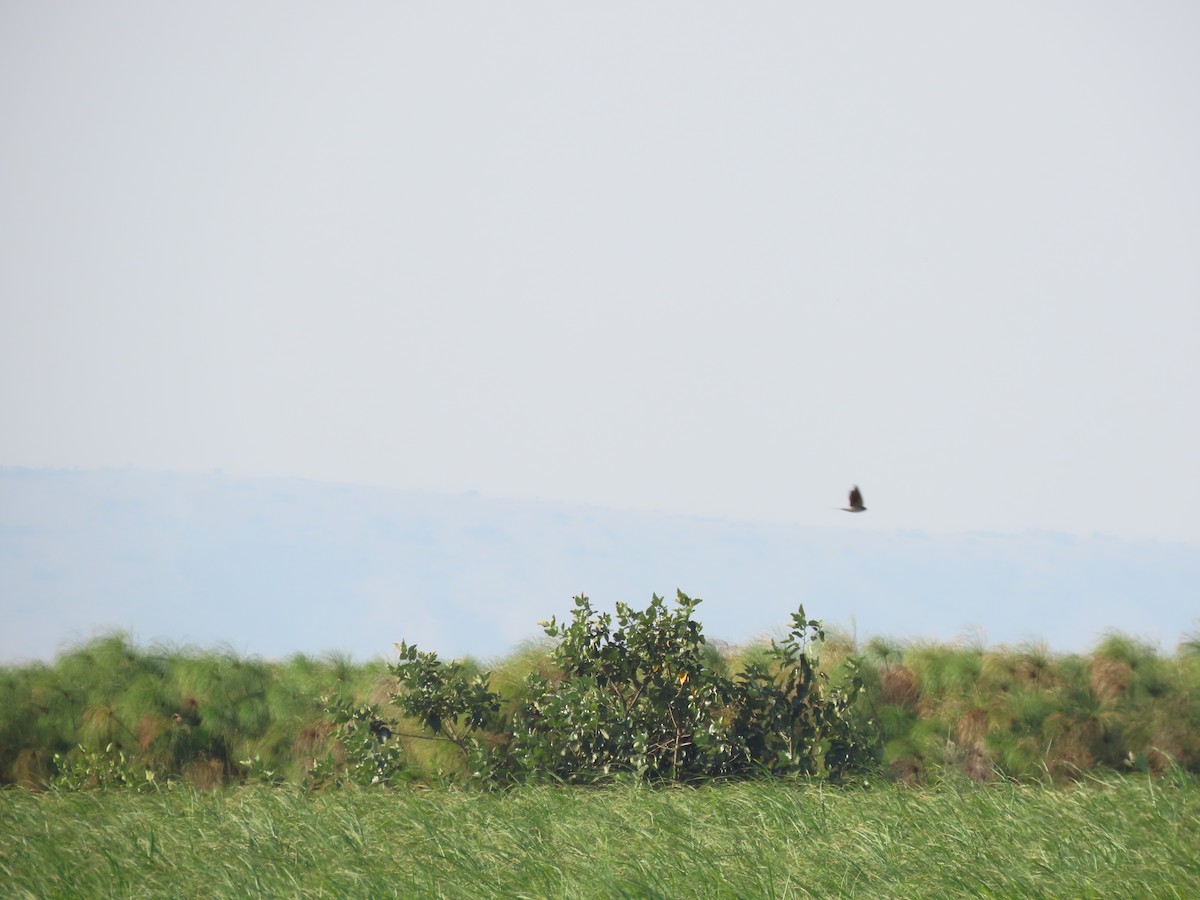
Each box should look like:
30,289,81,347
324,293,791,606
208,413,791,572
306,694,413,788
50,742,157,792
389,592,875,784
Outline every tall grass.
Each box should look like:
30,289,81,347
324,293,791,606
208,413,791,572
2,775,1197,897
863,633,1200,783
3,628,1200,789
0,634,389,788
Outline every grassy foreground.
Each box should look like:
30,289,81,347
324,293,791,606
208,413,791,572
3,776,1198,898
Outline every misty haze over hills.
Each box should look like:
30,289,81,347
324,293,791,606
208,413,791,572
2,467,1196,664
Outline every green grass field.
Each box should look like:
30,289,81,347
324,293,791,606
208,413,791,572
3,775,1198,898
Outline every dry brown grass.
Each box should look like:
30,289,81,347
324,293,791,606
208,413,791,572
880,664,918,709
1089,657,1131,704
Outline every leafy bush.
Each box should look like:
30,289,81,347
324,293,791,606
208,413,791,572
307,694,412,788
50,742,157,792
387,642,504,783
389,592,875,784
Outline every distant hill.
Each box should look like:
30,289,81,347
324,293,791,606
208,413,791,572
2,467,1197,663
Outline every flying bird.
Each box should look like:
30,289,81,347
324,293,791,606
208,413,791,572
842,485,867,513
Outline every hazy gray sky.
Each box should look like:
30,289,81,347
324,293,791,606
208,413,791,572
3,3,1198,543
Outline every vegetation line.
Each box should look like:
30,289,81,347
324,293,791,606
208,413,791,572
1,592,1197,790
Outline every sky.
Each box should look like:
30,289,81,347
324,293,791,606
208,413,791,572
2,3,1199,547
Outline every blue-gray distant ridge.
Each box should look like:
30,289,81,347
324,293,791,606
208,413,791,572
1,467,1196,663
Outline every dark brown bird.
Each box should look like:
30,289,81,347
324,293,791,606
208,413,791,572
841,485,867,513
